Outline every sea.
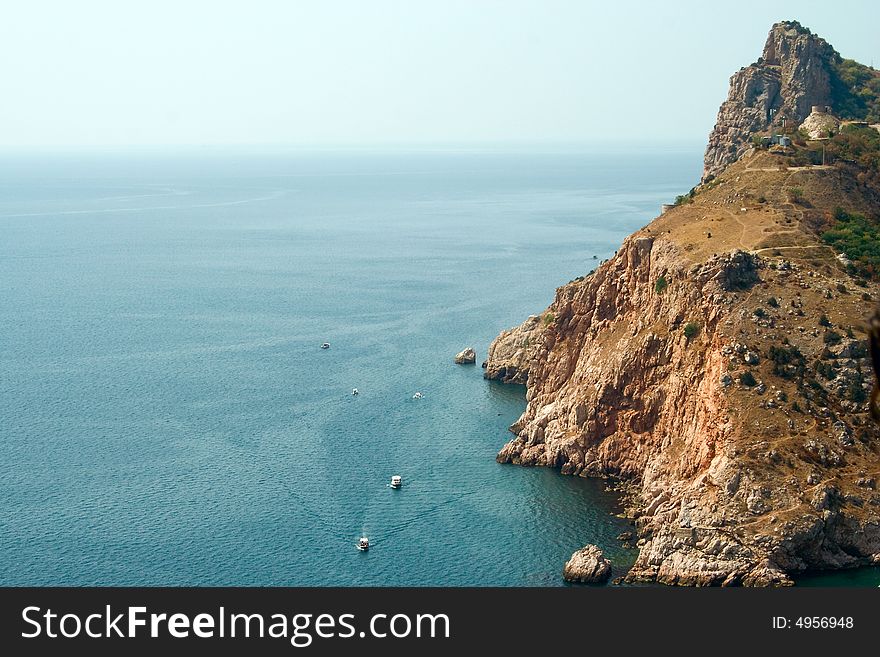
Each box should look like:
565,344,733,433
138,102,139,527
1,147,875,586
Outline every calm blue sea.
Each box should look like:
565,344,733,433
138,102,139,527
7,146,867,587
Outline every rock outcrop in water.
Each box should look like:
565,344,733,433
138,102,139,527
454,347,477,364
488,21,880,586
562,544,612,583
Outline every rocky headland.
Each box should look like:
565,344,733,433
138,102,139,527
486,21,880,586
704,20,869,181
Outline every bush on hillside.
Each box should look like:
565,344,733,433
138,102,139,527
822,208,880,277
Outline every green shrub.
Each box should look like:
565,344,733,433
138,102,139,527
543,312,555,326
816,360,836,380
674,188,697,206
829,58,880,123
847,373,867,403
767,297,779,308
822,208,880,278
655,276,668,294
739,371,757,387
753,307,767,319
683,322,699,339
823,330,843,345
826,125,880,172
849,341,869,358
790,147,824,167
769,344,806,380
819,314,832,327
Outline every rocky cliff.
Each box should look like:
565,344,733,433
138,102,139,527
703,21,837,181
481,314,547,384
487,22,880,584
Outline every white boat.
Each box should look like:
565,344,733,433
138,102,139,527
352,388,359,396
321,342,330,349
357,537,369,551
412,391,423,399
390,475,402,489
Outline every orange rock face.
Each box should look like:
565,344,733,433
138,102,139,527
489,193,880,584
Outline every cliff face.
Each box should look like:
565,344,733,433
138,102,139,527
481,314,547,384
497,240,750,480
703,21,837,181
487,143,880,584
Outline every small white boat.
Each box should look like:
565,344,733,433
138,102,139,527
352,388,359,396
412,391,423,399
321,342,330,349
357,537,369,551
390,475,402,489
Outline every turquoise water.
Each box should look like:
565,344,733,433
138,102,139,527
797,569,880,587
0,147,780,586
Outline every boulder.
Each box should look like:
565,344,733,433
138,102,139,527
454,347,476,365
562,544,612,583
829,338,867,359
800,108,840,139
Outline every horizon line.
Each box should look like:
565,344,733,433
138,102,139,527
0,138,708,156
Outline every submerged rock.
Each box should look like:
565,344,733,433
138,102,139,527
562,544,612,584
454,347,476,365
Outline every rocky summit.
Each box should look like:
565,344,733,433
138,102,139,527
704,20,870,181
486,21,880,586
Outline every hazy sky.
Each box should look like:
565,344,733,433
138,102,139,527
0,0,876,148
